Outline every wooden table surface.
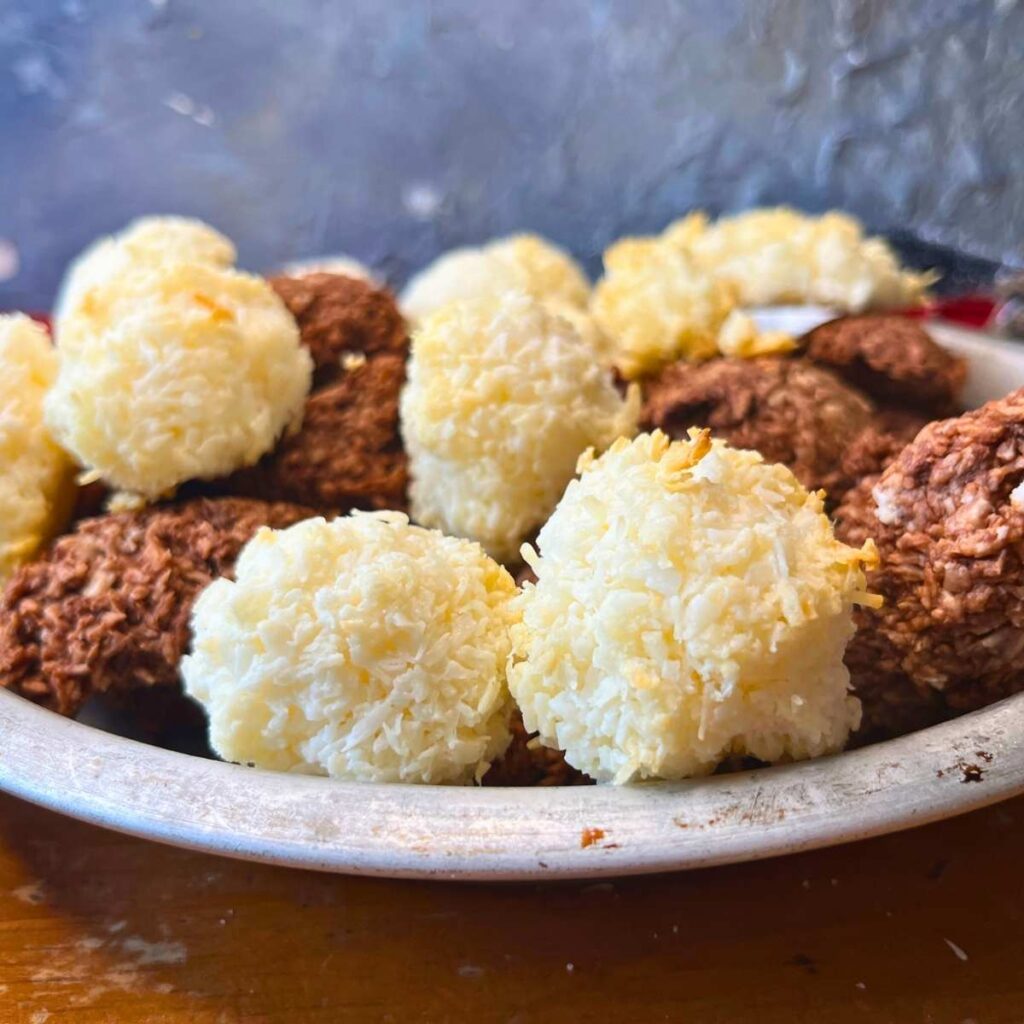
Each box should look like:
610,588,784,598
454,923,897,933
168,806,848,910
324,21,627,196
2,791,1022,1024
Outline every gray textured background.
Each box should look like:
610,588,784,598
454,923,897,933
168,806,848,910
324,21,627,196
1,0,1022,310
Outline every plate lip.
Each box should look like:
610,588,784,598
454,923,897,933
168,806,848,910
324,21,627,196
2,320,1024,881
1,687,1023,880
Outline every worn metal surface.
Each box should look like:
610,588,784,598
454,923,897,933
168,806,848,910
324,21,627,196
2,667,1024,880
1,0,1022,309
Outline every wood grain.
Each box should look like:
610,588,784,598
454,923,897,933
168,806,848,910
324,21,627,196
2,792,1023,1023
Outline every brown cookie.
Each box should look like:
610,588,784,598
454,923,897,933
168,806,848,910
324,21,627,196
802,314,966,416
0,497,312,717
269,272,408,389
833,391,1024,738
482,710,592,787
642,356,874,504
227,354,408,514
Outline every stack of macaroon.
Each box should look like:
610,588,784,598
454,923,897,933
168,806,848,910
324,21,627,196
1,208,1016,787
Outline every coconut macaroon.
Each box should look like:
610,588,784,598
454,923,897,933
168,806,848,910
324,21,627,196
46,262,312,500
0,315,75,580
182,513,517,784
590,236,736,379
663,208,933,312
400,233,590,325
400,291,639,562
508,430,876,784
55,215,236,328
544,299,617,366
716,309,797,359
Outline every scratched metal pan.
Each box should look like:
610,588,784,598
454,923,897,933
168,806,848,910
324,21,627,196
1,321,1023,881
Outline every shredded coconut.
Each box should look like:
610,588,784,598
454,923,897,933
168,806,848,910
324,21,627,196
182,512,517,784
1012,480,1024,510
400,234,590,325
508,430,875,783
664,207,934,311
716,309,796,359
871,479,904,526
55,215,236,330
543,300,617,365
0,315,74,580
46,262,312,499
591,207,925,378
400,291,639,562
590,236,735,379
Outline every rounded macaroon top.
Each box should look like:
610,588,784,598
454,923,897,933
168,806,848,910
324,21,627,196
508,429,876,784
662,207,933,312
400,233,590,325
0,314,75,581
182,512,518,785
590,236,736,379
400,290,640,562
46,261,313,500
55,215,236,327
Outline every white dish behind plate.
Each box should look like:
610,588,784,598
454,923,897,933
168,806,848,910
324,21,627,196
1,322,1022,881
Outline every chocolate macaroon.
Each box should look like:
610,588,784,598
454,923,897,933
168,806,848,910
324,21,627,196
268,272,408,389
802,314,966,417
834,389,1024,739
218,273,412,513
0,497,311,717
227,354,409,513
641,356,877,505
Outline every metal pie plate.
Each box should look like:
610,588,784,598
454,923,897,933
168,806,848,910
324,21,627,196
1,321,1022,880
